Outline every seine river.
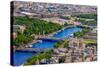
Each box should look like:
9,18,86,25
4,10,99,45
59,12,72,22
13,26,82,66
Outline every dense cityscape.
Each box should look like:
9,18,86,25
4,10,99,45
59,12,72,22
11,1,97,66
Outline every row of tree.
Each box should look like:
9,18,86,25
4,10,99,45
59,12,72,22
13,16,63,47
74,27,91,37
75,14,97,21
54,40,69,48
14,16,63,35
25,49,53,65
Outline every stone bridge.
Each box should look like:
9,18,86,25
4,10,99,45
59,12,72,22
16,48,50,53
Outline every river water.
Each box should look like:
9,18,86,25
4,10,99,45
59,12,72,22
13,26,82,66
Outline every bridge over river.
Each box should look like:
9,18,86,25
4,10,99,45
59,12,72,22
16,48,50,53
37,37,66,41
37,34,73,41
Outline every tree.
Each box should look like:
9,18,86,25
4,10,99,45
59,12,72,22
14,16,63,47
63,41,69,48
64,22,68,26
25,52,52,65
59,56,65,63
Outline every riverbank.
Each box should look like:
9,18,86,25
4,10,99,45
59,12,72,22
13,40,40,52
14,25,79,51
13,26,83,66
32,25,76,38
14,25,83,52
